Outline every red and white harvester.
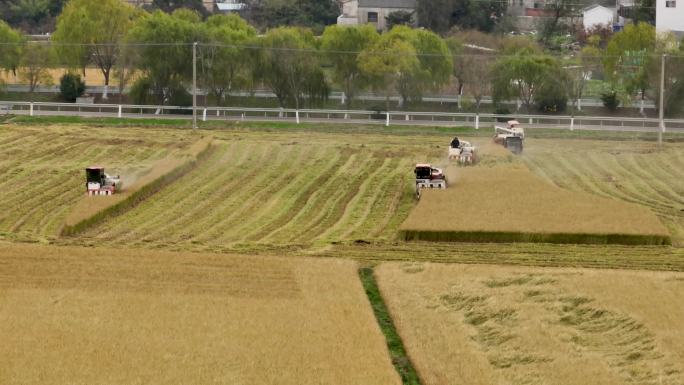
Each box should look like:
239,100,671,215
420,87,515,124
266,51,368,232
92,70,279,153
414,163,446,198
85,167,121,196
448,136,477,165
493,120,525,154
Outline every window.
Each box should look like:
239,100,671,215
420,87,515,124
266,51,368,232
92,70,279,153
367,11,378,22
666,0,676,7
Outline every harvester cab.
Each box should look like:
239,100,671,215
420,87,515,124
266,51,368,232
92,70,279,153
494,120,525,154
86,167,121,196
448,136,477,165
414,163,446,198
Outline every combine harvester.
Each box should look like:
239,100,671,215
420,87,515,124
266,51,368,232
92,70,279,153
414,163,446,198
85,167,122,196
448,136,477,165
493,120,525,154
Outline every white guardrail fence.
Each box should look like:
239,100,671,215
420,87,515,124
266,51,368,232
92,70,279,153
1,101,683,133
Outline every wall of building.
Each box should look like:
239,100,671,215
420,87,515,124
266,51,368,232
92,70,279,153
583,7,615,30
656,0,684,34
357,7,414,30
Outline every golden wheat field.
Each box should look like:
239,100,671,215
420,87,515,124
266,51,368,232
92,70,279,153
376,262,684,385
0,242,400,385
400,162,670,245
0,124,197,241
523,139,684,246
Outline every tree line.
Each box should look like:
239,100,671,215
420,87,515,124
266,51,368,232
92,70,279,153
1,0,683,115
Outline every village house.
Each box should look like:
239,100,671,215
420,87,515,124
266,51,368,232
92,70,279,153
337,0,417,31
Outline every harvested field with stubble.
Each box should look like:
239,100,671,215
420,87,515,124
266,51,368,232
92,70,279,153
0,242,400,385
376,262,684,385
74,130,433,252
0,125,196,241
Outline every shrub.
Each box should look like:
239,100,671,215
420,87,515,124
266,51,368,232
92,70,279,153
537,84,568,113
59,73,86,102
129,76,155,105
601,90,620,111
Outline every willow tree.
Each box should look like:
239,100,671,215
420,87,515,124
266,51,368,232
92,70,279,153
360,26,451,109
52,0,139,99
321,24,379,108
198,14,256,106
254,27,329,109
0,20,23,75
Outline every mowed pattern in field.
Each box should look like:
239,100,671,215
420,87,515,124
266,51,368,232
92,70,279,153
0,242,400,385
0,125,191,239
376,262,684,385
523,139,684,245
80,133,428,251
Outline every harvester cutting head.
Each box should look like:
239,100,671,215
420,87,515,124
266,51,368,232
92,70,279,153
86,167,121,196
414,163,446,198
448,136,477,165
494,120,525,153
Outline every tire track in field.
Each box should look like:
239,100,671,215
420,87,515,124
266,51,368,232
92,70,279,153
596,152,673,209
185,144,305,244
262,151,362,244
246,149,350,243
368,166,413,239
173,144,297,244
320,157,396,241
291,154,382,242
89,142,254,243
91,142,250,242
209,146,324,244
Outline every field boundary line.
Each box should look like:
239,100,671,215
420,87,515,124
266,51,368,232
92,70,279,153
60,136,214,237
359,266,422,385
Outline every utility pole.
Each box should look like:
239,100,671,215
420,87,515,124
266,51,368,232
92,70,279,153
658,54,666,146
192,42,198,130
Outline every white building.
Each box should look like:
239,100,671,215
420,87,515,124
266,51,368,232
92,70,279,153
656,0,684,37
582,5,615,31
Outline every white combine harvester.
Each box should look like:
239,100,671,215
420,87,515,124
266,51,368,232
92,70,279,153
414,163,446,198
86,166,122,196
494,120,525,154
448,136,477,165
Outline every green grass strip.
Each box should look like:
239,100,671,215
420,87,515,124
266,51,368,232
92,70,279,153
359,266,421,385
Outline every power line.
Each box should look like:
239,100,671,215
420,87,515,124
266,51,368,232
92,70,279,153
1,41,683,59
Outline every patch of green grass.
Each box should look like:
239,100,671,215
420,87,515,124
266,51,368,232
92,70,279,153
359,267,422,385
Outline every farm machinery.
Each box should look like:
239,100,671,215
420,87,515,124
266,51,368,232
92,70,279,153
494,120,525,154
448,136,477,165
415,163,446,198
85,167,121,196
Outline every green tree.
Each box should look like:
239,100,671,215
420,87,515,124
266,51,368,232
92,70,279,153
53,0,139,99
381,26,452,108
19,43,53,93
126,9,202,104
0,21,24,74
358,35,419,111
148,0,209,17
254,27,329,109
491,50,564,112
447,33,496,110
248,0,339,33
59,72,86,102
198,14,257,106
604,23,656,111
385,10,415,30
416,0,506,33
321,24,379,108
